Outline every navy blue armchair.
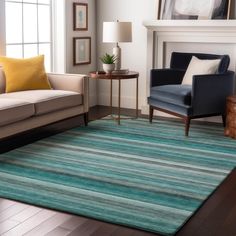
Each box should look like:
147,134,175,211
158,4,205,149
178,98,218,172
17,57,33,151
148,52,235,136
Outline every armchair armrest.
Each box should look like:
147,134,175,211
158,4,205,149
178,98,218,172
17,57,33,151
47,73,89,113
151,69,185,87
192,71,235,116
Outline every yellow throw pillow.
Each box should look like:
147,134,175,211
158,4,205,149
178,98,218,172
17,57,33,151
0,55,51,93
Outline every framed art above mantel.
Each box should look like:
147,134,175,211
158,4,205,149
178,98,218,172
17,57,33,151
158,0,231,20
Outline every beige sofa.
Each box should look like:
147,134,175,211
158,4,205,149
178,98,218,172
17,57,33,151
0,68,89,139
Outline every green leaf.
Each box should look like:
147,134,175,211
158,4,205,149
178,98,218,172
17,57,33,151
100,53,117,64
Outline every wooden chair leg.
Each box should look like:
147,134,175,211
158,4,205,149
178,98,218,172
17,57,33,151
222,114,226,127
184,117,191,136
149,106,154,123
83,112,89,126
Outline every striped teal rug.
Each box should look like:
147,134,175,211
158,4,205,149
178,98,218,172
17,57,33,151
0,117,236,235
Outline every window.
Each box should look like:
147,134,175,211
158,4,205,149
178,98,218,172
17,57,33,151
5,0,52,71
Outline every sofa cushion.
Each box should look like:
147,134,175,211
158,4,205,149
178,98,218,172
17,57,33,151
0,55,51,93
150,85,192,107
0,90,83,116
0,99,35,126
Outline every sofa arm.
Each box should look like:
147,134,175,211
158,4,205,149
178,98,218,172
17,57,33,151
192,71,235,115
151,69,185,87
47,73,89,112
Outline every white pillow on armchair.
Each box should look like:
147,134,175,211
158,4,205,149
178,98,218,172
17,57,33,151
182,56,221,85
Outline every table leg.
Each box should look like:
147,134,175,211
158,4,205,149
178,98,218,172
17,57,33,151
110,78,113,115
118,79,121,125
136,77,139,118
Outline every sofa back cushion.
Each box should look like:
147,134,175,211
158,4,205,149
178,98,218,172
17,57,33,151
0,67,6,94
170,52,230,74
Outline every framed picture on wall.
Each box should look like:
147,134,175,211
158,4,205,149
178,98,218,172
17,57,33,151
160,0,231,20
73,3,88,31
73,37,91,65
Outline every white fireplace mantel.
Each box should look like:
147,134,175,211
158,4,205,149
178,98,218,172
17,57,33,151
142,20,236,114
144,20,236,69
143,20,236,32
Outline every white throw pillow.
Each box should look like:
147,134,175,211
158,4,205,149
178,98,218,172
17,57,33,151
182,56,221,85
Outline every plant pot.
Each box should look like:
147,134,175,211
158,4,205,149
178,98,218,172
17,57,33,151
103,63,115,74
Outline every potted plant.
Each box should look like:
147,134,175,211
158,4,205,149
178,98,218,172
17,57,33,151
100,53,116,74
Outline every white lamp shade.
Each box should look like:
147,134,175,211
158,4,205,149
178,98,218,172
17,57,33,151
103,22,132,43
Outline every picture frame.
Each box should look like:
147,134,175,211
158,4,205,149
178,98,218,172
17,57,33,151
159,0,231,20
157,0,162,19
73,37,91,65
73,3,88,31
212,0,231,19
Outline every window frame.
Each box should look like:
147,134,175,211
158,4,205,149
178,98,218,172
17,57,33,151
5,0,53,71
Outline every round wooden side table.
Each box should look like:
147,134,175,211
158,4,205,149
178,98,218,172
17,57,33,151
225,95,236,139
90,71,139,125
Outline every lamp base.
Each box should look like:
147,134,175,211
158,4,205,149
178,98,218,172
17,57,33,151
113,44,121,70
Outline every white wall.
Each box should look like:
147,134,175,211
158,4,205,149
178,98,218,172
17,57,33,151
96,0,157,109
65,0,97,107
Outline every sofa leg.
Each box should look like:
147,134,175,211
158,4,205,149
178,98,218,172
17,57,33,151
83,112,89,126
149,106,154,123
184,117,191,137
222,114,226,127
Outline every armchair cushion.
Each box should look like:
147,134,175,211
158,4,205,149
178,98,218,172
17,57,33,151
182,56,220,85
150,85,192,107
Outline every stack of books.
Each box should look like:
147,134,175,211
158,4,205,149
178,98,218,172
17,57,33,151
112,69,129,74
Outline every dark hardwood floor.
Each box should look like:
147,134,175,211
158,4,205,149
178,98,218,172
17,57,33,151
0,106,236,236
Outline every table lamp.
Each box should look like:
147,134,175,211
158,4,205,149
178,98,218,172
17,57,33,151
103,21,132,71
